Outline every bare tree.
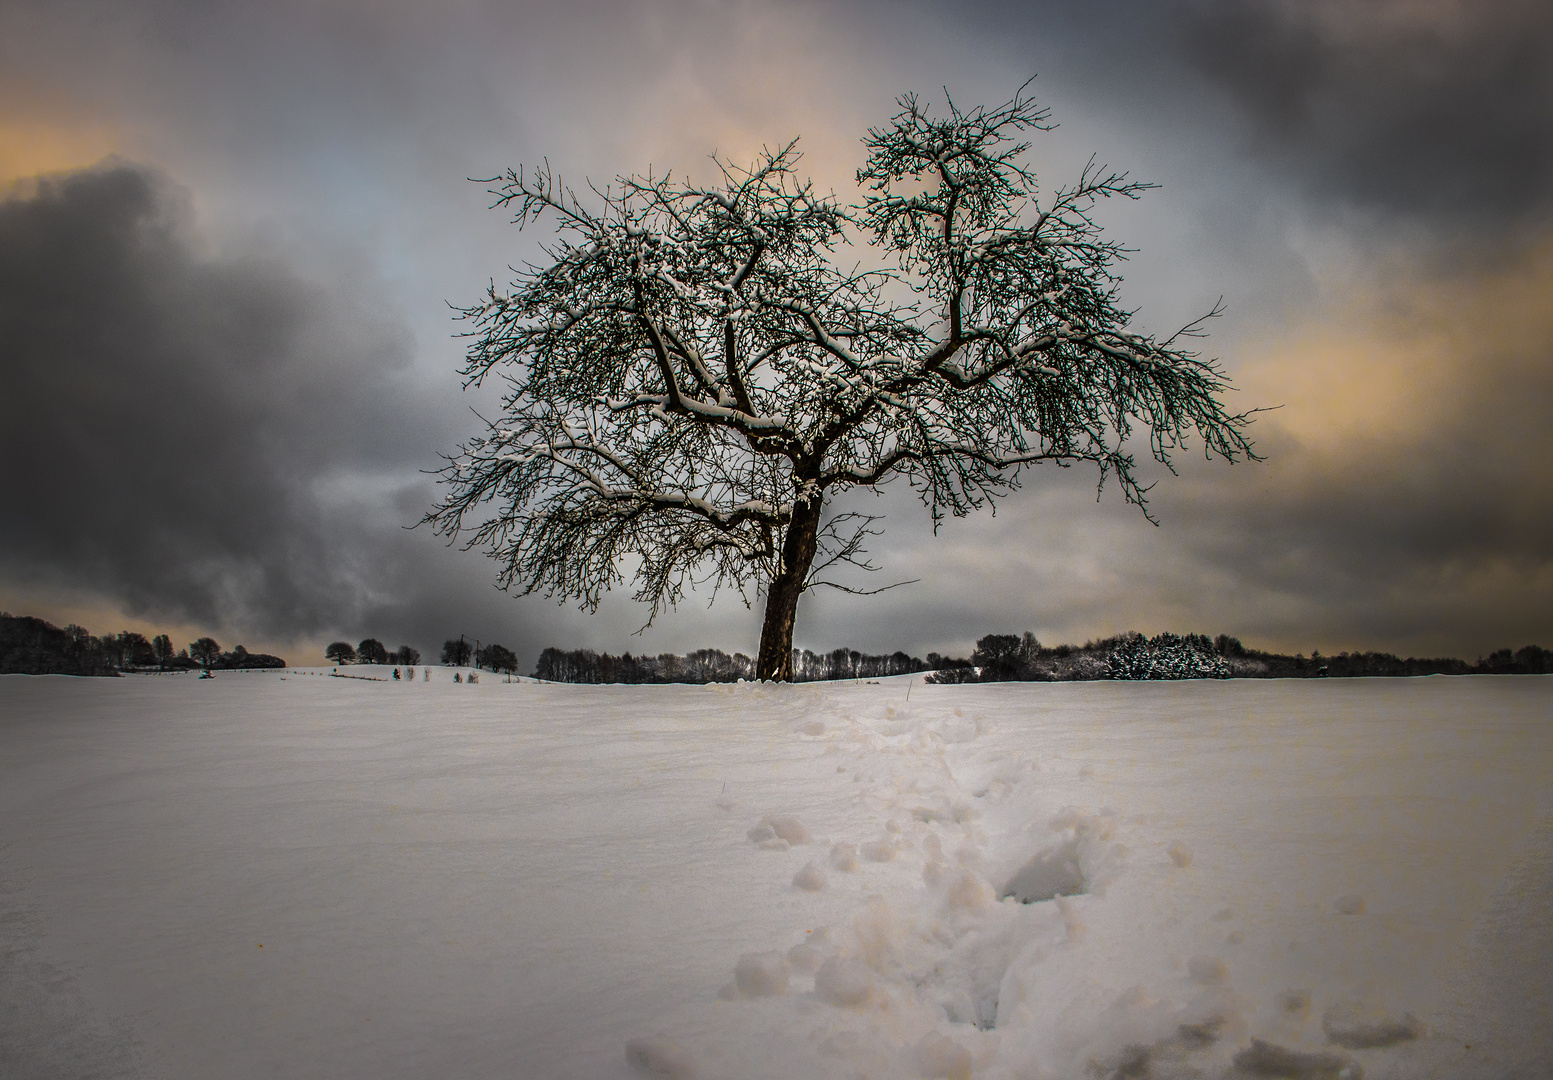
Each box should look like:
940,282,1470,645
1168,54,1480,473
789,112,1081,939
190,637,221,670
119,632,155,668
441,637,473,667
477,643,519,674
426,86,1257,681
356,638,390,665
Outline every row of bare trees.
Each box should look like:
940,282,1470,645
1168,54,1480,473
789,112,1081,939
1,614,284,675
532,645,930,684
321,636,523,674
325,639,421,666
433,636,520,673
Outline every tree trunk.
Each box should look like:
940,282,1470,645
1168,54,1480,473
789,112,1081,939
756,494,824,681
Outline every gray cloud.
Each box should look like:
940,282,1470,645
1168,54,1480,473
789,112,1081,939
1167,0,1553,234
0,162,440,643
920,0,1553,239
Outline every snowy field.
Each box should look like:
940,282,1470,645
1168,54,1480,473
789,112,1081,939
2,671,1550,1080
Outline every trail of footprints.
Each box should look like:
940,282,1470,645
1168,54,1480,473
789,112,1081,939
629,696,1426,1080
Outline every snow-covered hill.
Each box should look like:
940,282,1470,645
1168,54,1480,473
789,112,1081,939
2,671,1549,1078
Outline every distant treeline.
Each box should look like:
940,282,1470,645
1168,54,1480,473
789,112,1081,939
924,632,1553,683
529,631,1553,685
1,613,286,677
323,636,522,674
534,646,931,684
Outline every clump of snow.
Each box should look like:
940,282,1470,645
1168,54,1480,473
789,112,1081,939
1230,1037,1356,1079
747,814,809,847
829,842,857,871
813,956,873,1007
626,1035,698,1079
1083,1013,1233,1080
732,951,789,997
1320,1000,1425,1048
944,869,994,913
791,861,825,891
786,933,827,973
859,839,895,862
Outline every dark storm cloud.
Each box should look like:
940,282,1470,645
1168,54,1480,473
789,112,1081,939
0,161,450,641
940,0,1553,233
1175,0,1553,227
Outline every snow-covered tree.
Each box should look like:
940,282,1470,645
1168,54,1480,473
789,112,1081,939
1107,632,1229,680
426,86,1257,681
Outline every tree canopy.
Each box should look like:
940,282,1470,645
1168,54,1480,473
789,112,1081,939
426,84,1257,680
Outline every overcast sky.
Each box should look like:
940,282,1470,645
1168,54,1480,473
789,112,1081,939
3,0,1551,667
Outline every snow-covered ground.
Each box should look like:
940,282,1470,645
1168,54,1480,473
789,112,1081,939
2,670,1549,1079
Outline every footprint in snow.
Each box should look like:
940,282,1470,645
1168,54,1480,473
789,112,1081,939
748,814,810,849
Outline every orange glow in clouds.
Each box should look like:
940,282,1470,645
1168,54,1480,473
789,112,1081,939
0,120,119,187
1236,233,1553,449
